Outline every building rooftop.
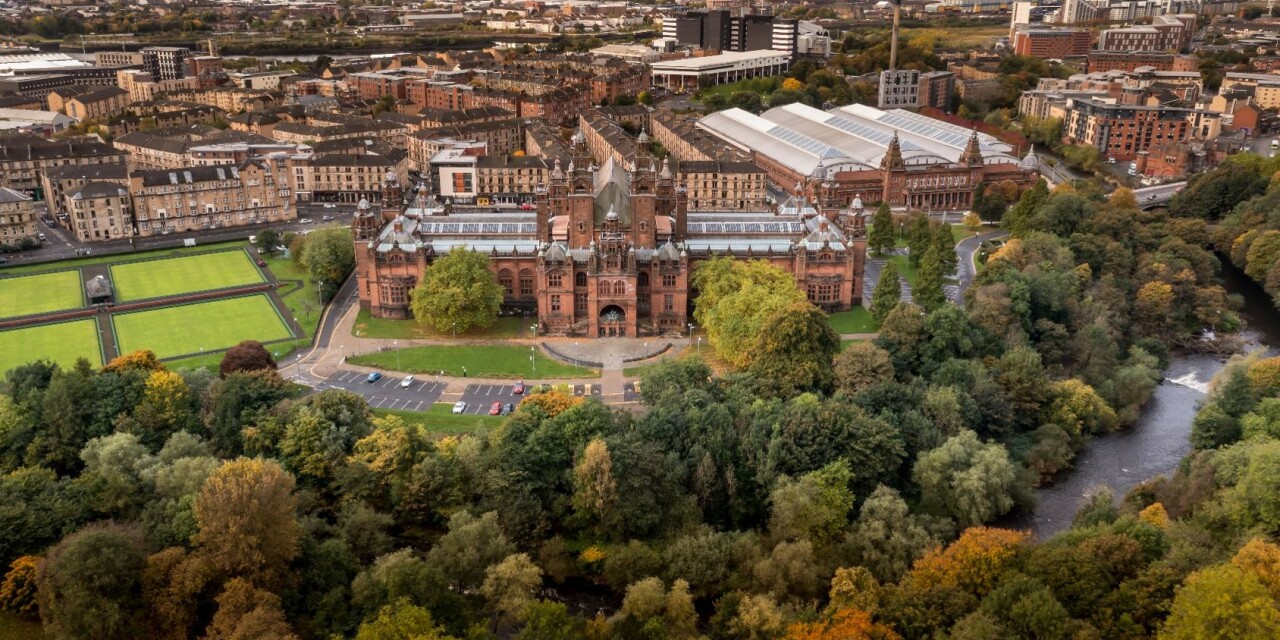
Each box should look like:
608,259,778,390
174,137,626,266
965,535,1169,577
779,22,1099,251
651,49,790,72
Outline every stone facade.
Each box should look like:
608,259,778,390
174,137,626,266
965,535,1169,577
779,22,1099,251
356,138,866,337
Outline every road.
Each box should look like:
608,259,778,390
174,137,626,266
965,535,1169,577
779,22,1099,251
1133,181,1187,208
956,229,1008,296
11,202,358,265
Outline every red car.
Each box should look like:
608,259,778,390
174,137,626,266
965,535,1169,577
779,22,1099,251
489,401,502,416
513,381,525,395
256,259,267,267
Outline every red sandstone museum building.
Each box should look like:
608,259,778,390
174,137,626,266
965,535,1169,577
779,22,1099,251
353,137,867,338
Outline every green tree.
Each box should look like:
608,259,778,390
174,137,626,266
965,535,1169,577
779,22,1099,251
481,553,542,628
426,511,515,592
517,601,584,640
869,261,902,323
869,204,895,256
691,258,808,369
905,213,932,266
913,430,1018,527
847,485,939,583
1169,162,1267,220
933,222,959,277
913,249,948,312
299,227,354,302
747,302,840,394
36,523,148,640
767,461,856,546
1003,179,1048,237
409,248,504,334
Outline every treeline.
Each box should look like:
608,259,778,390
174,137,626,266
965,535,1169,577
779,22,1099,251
0,174,1243,638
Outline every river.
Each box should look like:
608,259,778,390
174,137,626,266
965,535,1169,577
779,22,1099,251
1007,261,1280,539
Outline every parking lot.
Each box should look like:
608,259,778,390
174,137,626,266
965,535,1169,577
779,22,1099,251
321,369,446,411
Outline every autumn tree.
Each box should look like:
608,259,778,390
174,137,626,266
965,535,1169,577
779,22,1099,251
869,204,895,256
869,261,902,323
572,438,618,536
833,342,894,395
0,556,39,618
192,458,300,588
1162,563,1280,639
409,248,504,334
101,349,163,373
218,341,277,378
783,608,901,640
355,600,457,640
202,578,298,640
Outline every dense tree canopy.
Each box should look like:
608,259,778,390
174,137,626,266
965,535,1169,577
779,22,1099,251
409,248,505,334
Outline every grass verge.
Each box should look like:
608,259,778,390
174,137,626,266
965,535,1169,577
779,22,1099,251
350,344,599,379
828,306,880,334
374,404,505,438
352,309,528,340
0,240,246,277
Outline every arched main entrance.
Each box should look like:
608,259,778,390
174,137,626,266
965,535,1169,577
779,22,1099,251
599,305,626,337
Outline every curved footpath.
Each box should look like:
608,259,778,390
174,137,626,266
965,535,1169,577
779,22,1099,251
280,276,880,408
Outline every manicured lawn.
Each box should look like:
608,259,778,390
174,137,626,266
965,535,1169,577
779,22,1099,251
110,250,264,301
374,404,505,438
951,223,978,245
891,254,919,287
0,611,46,639
349,344,599,379
264,254,323,339
828,306,879,334
0,269,82,318
0,319,101,374
352,309,529,340
112,294,293,360
0,240,245,277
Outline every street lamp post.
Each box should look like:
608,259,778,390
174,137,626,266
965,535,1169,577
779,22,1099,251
452,322,457,340
317,279,324,307
394,340,399,371
697,336,702,354
530,346,536,373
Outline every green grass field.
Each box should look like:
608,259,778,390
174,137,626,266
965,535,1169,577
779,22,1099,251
374,405,505,438
110,250,264,302
0,270,82,318
0,319,101,374
352,309,528,340
349,344,599,379
264,254,323,340
112,294,293,359
828,306,879,334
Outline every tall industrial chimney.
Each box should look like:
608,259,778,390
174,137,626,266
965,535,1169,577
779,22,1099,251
889,0,901,71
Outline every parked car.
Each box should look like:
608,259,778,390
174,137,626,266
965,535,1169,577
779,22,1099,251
323,203,337,209
452,401,467,414
321,215,334,222
489,401,503,415
513,381,525,395
299,218,314,224
400,375,415,388
366,372,382,383
501,403,515,415
256,259,267,267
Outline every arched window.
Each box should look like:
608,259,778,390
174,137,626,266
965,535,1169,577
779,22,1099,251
575,272,587,287
518,269,534,297
498,269,514,296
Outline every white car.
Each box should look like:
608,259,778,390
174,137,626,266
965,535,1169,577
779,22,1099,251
451,401,467,414
323,203,337,209
299,218,314,224
400,375,415,388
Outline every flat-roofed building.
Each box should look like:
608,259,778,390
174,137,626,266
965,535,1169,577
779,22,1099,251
650,50,791,93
